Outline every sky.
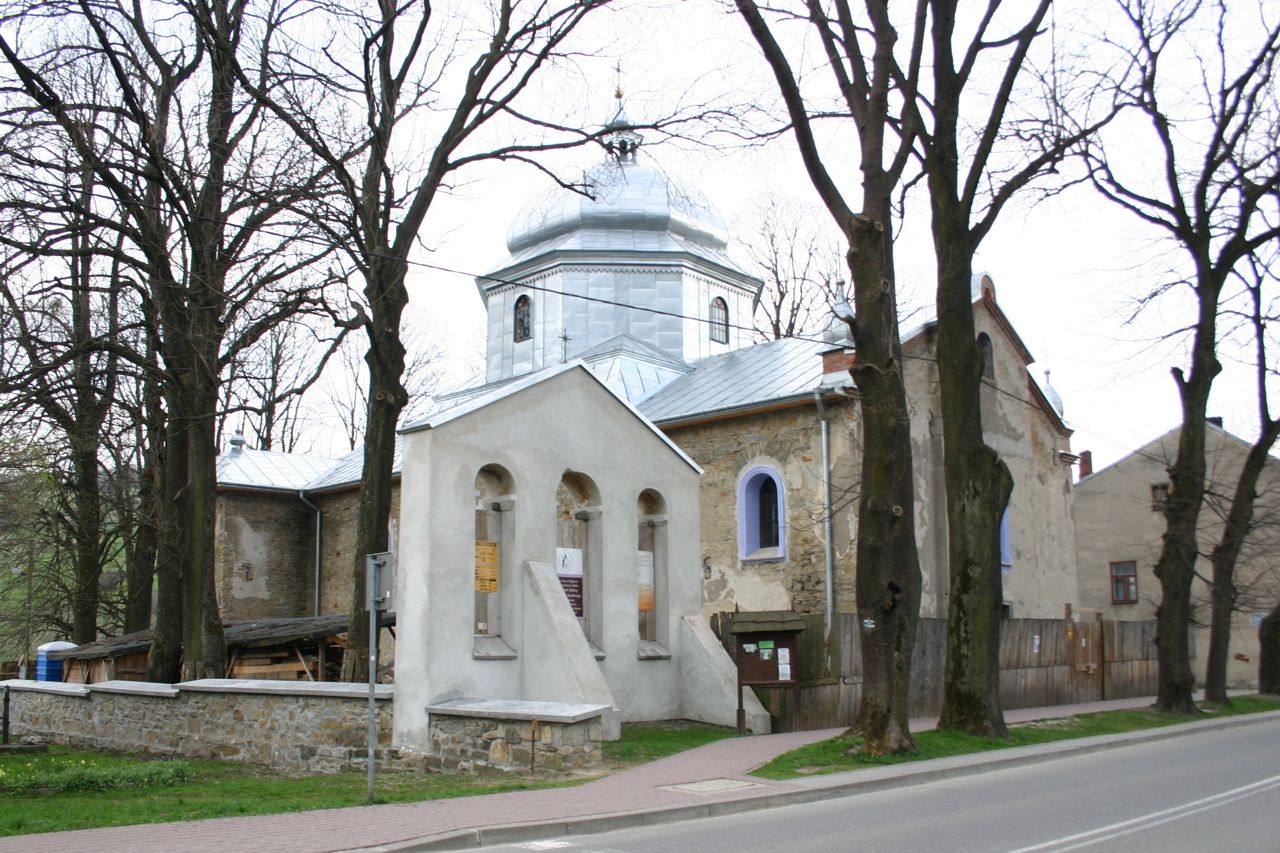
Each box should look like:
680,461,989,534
336,0,1271,473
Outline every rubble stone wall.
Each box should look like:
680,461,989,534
427,713,603,773
3,682,392,774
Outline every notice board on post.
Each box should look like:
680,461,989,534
728,611,806,686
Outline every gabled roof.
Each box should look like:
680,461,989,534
401,360,702,474
1077,419,1276,485
217,447,342,493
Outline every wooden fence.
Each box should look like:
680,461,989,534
709,611,1171,732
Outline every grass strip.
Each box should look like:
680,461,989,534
0,719,736,837
752,695,1280,780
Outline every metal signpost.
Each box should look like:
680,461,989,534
365,551,393,801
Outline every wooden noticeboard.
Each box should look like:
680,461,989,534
735,631,799,686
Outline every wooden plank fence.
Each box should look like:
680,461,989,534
710,611,1169,732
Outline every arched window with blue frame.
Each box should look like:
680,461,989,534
738,465,786,560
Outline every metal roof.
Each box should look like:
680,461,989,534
217,447,342,492
638,336,831,425
303,437,404,492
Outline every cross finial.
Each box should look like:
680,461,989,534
614,61,623,101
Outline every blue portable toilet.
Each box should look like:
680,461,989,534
35,641,77,682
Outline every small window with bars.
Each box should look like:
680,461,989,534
1151,483,1169,512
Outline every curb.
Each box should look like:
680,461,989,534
349,709,1280,852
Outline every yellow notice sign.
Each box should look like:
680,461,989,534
475,541,499,592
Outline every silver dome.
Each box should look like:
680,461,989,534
506,158,731,256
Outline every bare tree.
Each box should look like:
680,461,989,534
218,0,705,680
1200,251,1280,704
734,0,925,754
1078,0,1280,713
0,0,343,680
911,0,1113,736
738,194,845,341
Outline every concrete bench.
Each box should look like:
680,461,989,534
425,698,610,773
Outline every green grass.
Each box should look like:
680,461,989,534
0,719,736,837
603,720,740,765
753,694,1280,780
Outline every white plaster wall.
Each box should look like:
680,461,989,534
394,367,715,751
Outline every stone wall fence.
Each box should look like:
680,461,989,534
2,679,393,774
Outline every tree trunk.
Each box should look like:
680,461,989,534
1260,600,1280,695
1203,568,1236,705
125,380,163,634
181,390,227,681
1153,337,1219,713
846,206,921,756
148,414,186,682
341,257,409,682
924,0,1019,738
1203,422,1280,704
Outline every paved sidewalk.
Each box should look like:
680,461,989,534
3,695,1270,853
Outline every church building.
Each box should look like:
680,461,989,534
212,103,1083,736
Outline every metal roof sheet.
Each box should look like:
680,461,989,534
303,437,404,492
217,447,342,492
638,336,830,424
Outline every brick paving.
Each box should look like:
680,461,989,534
0,696,1168,853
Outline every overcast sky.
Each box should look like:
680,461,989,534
332,0,1270,473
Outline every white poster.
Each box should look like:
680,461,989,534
778,663,791,681
555,547,583,577
777,647,790,665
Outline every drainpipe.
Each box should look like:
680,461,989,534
814,388,835,628
299,491,323,617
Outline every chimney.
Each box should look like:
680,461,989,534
821,347,856,376
1078,450,1093,479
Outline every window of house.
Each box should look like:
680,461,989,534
738,466,785,560
1151,483,1169,512
710,297,729,344
977,332,994,380
999,509,1012,573
1110,560,1138,604
513,294,531,343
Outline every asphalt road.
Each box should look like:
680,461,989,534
475,716,1280,853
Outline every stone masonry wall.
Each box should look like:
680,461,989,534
427,714,603,773
665,401,859,617
315,484,402,617
215,492,313,620
5,683,392,774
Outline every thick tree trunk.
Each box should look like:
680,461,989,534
342,258,409,683
846,210,921,756
69,438,101,645
125,384,163,634
933,262,1013,736
1203,569,1236,705
181,395,226,681
925,0,1017,738
1260,600,1280,695
1153,352,1219,714
148,415,186,682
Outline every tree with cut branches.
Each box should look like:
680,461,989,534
910,0,1114,736
1077,0,1280,714
734,0,925,754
